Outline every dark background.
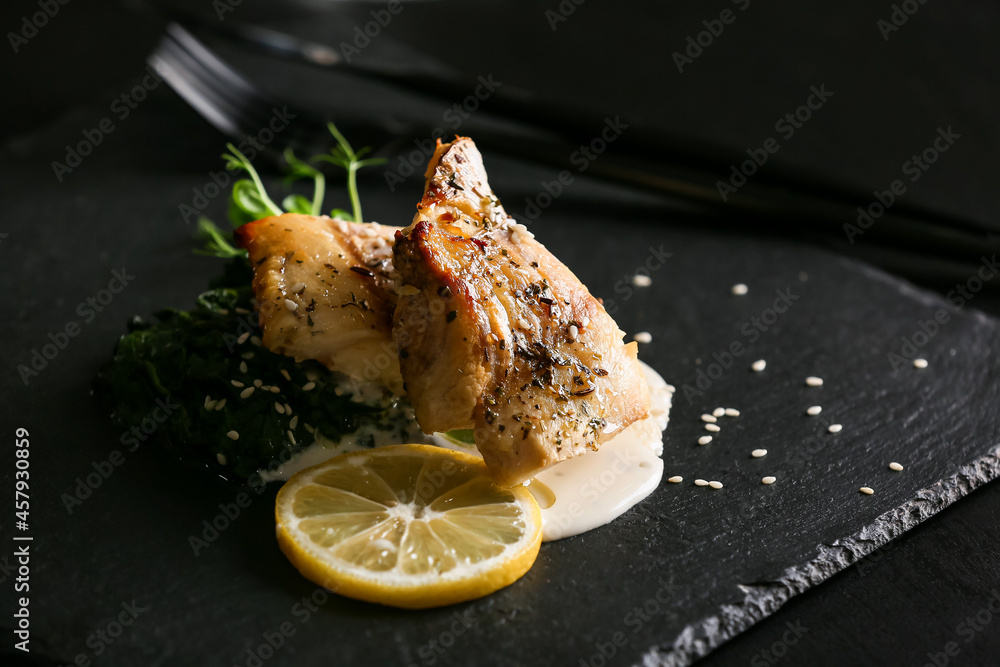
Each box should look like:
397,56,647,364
2,0,999,665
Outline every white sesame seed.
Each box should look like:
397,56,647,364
216,453,227,465
269,386,280,393
254,379,263,388
889,462,904,471
306,372,318,382
250,336,262,347
511,231,522,244
284,299,298,312
226,430,239,440
288,430,297,445
302,382,316,392
304,424,315,434
806,405,822,416
668,475,683,483
275,402,285,414
568,324,579,340
701,413,718,423
762,476,776,485
241,351,255,360
724,408,740,417
230,380,244,388
285,403,293,415
518,317,531,331
913,358,928,369
239,361,248,374
240,387,255,399
235,307,251,315
237,332,250,345
860,486,874,495
694,479,709,486
705,423,721,432
698,435,713,445
828,424,843,433
290,282,306,294
204,399,217,411
634,331,653,344
806,376,824,387
752,449,767,458
751,359,766,372
214,398,226,411
289,415,299,429
712,407,726,417
281,369,292,382
731,283,748,295
709,481,724,489
632,274,652,287
204,395,213,409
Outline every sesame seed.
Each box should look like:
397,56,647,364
518,317,531,331
288,430,297,445
762,476,776,485
306,372,318,382
632,274,652,287
254,379,263,388
568,324,579,340
860,486,874,495
634,331,653,344
290,282,306,294
239,361,248,374
511,231,522,244
913,358,928,369
250,336,262,347
698,435,713,445
275,402,286,414
828,424,843,433
889,462,904,471
241,351,255,360
289,415,299,429
284,403,293,415
204,395,213,409
709,481,724,489
284,299,298,312
226,430,239,440
216,453,227,465
304,424,315,434
281,369,292,381
240,387,255,399
712,407,726,417
302,382,316,392
230,380,244,388
701,413,718,423
668,475,683,483
724,408,740,417
751,359,766,372
752,449,767,458
704,423,721,432
694,479,709,486
269,386,280,393
237,332,250,345
731,283,748,295
806,405,822,416
806,376,824,387
214,398,226,411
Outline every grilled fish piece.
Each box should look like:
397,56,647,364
393,139,650,486
235,213,404,394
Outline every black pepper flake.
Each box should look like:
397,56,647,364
350,266,374,277
437,285,452,298
539,296,555,305
446,310,458,322
594,368,609,377
400,349,409,359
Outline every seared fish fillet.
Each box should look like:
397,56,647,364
235,213,404,394
393,139,650,486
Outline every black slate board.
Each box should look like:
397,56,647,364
2,90,999,667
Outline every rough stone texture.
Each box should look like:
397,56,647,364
2,92,999,666
643,447,1000,666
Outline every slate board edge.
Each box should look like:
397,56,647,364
640,444,1000,667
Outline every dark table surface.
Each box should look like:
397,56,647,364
3,1,999,665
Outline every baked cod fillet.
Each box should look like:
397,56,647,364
393,139,650,486
235,213,404,394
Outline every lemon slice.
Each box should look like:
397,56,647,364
275,444,542,609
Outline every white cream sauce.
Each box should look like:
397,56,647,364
259,361,673,542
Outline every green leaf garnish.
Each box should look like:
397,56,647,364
194,217,246,259
312,122,386,225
